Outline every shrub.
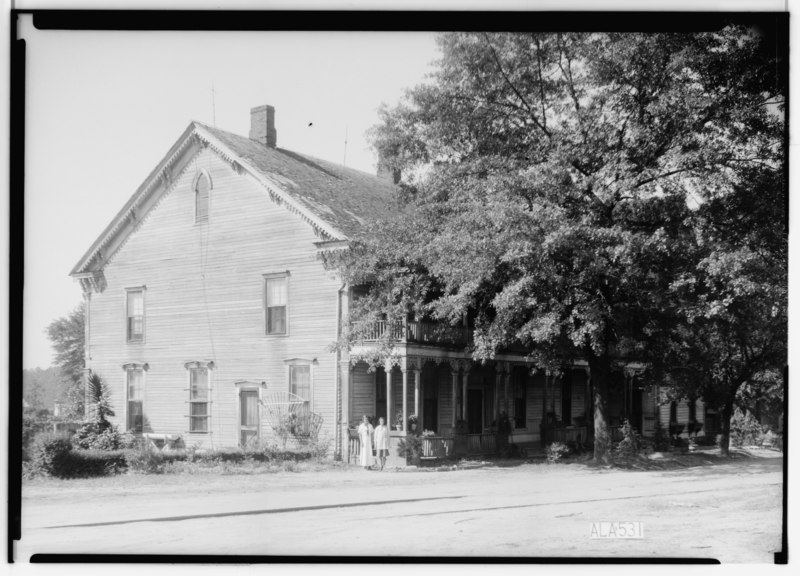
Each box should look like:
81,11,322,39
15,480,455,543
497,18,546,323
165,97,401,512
72,421,126,450
614,419,643,463
305,432,332,463
125,444,187,474
397,435,423,464
652,420,670,452
59,450,128,478
28,433,73,477
546,441,570,464
730,409,766,447
28,432,127,478
23,409,52,461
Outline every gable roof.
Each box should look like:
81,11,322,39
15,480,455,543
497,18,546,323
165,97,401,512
70,121,400,278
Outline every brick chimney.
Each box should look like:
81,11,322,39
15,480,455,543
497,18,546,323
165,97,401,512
249,105,277,148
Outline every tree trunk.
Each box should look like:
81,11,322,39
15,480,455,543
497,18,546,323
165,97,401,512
589,355,612,463
719,400,734,457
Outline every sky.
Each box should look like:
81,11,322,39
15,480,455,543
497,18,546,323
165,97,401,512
20,22,440,369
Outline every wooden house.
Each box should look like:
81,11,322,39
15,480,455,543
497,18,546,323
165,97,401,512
71,105,707,460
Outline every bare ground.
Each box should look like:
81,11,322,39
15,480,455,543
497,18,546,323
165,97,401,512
17,447,784,562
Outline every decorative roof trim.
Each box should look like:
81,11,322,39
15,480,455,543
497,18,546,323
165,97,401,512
193,124,346,243
71,121,349,277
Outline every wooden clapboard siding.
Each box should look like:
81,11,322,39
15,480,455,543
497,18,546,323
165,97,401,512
87,148,342,448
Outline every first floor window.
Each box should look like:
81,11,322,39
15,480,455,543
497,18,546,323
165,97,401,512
189,367,210,433
289,363,311,436
290,365,311,403
127,368,144,432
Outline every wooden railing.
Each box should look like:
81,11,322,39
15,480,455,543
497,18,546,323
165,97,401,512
347,429,361,464
541,426,589,446
466,432,497,454
358,320,472,347
421,435,454,458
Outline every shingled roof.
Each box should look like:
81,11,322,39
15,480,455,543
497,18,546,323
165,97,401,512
198,122,400,239
71,118,401,279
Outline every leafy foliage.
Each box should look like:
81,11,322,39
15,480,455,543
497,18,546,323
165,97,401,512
613,419,643,463
397,435,423,464
729,408,767,448
327,30,785,461
72,373,126,450
46,303,86,417
546,441,570,464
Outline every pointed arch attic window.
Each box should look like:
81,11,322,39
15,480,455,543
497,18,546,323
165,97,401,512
194,170,211,223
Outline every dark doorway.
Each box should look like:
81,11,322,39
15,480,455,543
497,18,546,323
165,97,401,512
631,386,643,432
423,379,438,432
561,374,573,426
467,389,483,433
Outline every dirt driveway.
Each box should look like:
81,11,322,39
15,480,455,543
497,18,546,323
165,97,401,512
18,451,783,562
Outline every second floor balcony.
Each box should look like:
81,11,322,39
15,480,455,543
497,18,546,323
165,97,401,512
356,320,473,347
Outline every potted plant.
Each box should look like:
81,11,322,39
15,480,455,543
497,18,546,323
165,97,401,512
394,411,404,431
408,414,419,433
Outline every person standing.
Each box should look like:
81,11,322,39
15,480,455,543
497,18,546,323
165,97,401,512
357,415,374,470
373,416,390,471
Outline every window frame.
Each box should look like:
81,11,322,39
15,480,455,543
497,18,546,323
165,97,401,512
264,272,290,336
125,287,146,344
193,169,211,224
122,362,148,433
284,358,314,410
185,360,214,434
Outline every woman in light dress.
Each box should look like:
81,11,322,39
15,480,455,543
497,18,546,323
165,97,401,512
373,417,390,471
357,415,374,469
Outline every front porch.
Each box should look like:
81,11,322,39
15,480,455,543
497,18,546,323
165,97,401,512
344,354,660,464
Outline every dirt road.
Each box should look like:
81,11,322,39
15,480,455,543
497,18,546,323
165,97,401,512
18,454,783,562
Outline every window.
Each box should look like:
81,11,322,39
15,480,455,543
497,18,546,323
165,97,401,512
126,288,144,342
290,365,311,404
514,374,526,429
195,171,210,223
264,273,289,335
189,366,210,433
127,368,144,432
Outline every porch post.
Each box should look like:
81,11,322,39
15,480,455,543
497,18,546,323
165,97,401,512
385,362,393,428
414,369,421,421
494,366,501,418
451,365,459,427
461,368,469,421
504,369,511,414
401,365,408,433
584,366,591,436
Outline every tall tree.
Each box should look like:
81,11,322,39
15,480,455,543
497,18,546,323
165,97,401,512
330,28,784,460
45,303,86,417
657,166,786,456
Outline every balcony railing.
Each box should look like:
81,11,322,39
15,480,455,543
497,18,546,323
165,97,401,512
358,320,472,347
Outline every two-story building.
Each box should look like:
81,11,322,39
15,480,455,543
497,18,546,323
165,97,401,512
71,105,705,460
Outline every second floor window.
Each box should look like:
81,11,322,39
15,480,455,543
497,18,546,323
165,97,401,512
264,274,288,335
126,289,144,342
